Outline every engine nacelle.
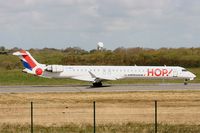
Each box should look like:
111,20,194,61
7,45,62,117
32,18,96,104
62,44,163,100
46,65,64,73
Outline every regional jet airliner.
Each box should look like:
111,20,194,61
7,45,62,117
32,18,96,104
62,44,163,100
13,50,196,86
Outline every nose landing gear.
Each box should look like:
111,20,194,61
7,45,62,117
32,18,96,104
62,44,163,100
184,79,188,85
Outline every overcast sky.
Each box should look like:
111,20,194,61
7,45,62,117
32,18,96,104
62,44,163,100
0,0,200,50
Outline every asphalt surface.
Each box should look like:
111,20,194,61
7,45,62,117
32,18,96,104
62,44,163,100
0,83,200,93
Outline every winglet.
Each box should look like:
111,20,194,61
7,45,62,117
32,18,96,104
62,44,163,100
88,71,97,78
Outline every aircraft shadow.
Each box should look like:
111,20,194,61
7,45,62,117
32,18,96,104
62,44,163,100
86,85,111,89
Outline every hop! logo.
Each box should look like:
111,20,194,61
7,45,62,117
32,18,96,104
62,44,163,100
148,68,172,77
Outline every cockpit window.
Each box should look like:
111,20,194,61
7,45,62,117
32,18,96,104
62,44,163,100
182,69,187,72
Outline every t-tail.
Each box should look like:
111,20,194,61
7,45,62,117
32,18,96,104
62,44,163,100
13,49,46,75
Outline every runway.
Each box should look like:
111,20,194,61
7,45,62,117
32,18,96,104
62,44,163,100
0,83,200,93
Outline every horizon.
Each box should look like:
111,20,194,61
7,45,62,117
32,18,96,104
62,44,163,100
1,45,200,51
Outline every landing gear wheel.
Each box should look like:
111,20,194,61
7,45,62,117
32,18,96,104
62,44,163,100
184,79,188,85
93,82,102,87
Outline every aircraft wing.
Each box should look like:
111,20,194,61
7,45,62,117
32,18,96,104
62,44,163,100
71,71,123,82
91,71,124,82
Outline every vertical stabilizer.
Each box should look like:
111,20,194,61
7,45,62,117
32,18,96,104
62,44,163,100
13,49,44,75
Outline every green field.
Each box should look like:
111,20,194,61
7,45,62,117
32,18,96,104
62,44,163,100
0,68,199,85
0,68,86,85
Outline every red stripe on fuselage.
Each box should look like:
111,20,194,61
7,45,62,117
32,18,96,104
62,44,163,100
20,50,36,68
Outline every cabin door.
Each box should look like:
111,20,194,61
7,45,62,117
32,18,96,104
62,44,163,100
173,69,178,77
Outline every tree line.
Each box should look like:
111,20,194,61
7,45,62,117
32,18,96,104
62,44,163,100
0,47,200,70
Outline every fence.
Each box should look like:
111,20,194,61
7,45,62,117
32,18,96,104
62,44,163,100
1,100,200,133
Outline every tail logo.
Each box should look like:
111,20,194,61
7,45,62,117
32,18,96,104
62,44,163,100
13,49,43,76
20,50,36,70
35,68,43,75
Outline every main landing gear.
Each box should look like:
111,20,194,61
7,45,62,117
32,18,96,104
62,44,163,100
93,82,102,87
184,79,188,85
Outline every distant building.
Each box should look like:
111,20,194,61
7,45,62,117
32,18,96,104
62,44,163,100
97,42,104,51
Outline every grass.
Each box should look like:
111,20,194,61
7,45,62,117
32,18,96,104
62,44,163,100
1,91,200,124
0,68,200,85
0,69,87,85
1,91,200,132
1,123,200,133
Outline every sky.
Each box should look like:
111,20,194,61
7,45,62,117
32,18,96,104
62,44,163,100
0,0,200,50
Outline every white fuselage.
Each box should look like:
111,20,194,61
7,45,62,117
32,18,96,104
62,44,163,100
42,65,196,82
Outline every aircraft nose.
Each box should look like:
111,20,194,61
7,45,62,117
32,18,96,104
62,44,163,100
189,72,196,80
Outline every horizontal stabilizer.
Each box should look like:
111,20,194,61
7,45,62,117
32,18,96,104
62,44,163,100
13,51,28,56
22,68,35,74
